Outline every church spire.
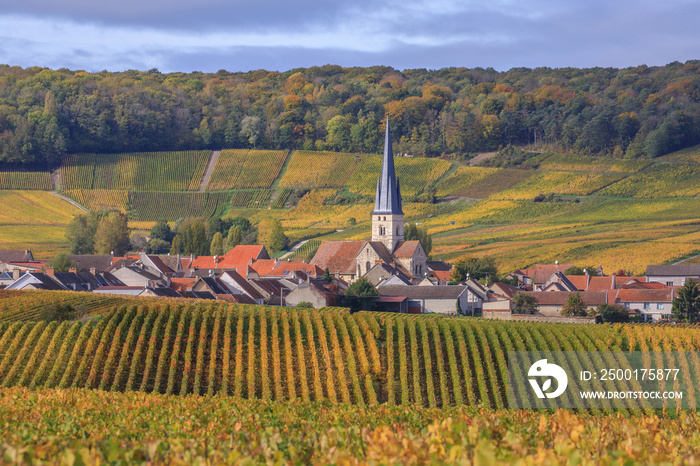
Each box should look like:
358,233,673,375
373,116,403,215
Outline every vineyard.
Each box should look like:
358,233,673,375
347,155,452,196
60,151,210,191
0,299,699,409
278,151,359,189
230,189,272,208
128,192,230,221
206,149,289,190
0,171,53,190
3,388,700,464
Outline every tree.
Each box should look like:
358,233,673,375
240,115,263,148
672,279,700,323
210,232,225,256
323,268,333,283
147,238,170,254
295,301,314,309
512,292,539,314
50,253,75,273
404,223,433,256
130,233,147,251
94,211,130,255
150,220,173,243
561,292,590,317
344,278,378,313
597,303,630,323
181,220,209,256
564,266,600,277
170,234,183,255
226,226,242,252
450,256,497,284
258,218,288,253
65,211,102,254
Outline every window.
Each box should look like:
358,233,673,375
666,281,674,286
366,262,371,273
643,302,650,310
657,303,664,310
396,226,400,236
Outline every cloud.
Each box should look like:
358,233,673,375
0,0,698,72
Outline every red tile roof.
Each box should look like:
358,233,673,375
169,278,196,292
188,244,269,271
613,288,677,303
392,240,421,258
310,241,367,275
265,261,323,278
520,264,574,284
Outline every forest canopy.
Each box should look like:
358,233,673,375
1,62,699,168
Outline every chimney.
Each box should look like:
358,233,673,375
45,267,54,277
69,267,77,274
12,268,20,280
89,267,97,276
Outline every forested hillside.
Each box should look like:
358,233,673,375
1,62,699,168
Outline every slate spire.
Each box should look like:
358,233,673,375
373,116,403,214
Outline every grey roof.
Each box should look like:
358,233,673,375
373,117,403,215
378,285,466,299
68,255,113,272
0,249,33,262
646,265,700,277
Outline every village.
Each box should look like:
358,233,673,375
1,118,698,324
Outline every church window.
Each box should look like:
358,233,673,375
366,262,371,273
383,216,386,221
396,226,400,236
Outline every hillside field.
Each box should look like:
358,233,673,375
1,146,700,272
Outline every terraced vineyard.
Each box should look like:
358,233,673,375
230,189,272,208
65,189,129,213
1,299,699,408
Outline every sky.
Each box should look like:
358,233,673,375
0,0,699,73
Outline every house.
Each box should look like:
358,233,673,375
185,245,270,272
612,288,678,322
67,254,114,273
139,286,182,298
375,296,409,313
217,271,265,304
285,279,342,308
94,286,145,296
514,263,574,288
520,291,608,316
106,264,164,288
365,262,412,287
377,285,469,315
0,249,34,263
5,272,65,291
427,260,453,282
646,265,700,287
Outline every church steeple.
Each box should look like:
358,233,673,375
373,116,403,215
372,116,404,251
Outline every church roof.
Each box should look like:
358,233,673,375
392,241,422,258
310,241,367,275
373,117,403,215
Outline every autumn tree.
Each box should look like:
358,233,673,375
94,211,130,255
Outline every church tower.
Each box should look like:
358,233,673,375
372,116,404,252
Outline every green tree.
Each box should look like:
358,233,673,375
326,115,351,151
226,226,242,252
449,256,497,284
150,220,172,243
323,268,333,283
404,223,433,256
147,238,170,254
50,253,75,273
295,301,314,309
94,211,130,255
561,292,590,317
210,232,225,256
258,218,288,254
170,234,183,255
512,292,539,314
672,279,700,323
597,303,630,323
65,211,102,254
344,278,378,313
181,221,208,256
564,266,600,277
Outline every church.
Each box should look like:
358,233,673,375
310,117,428,283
